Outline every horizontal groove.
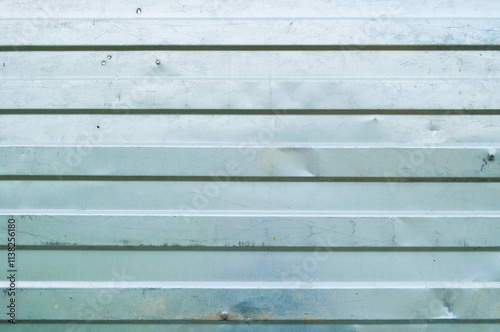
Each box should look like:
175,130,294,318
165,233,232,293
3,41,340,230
6,77,500,82
3,211,499,217
12,319,500,324
7,281,500,289
4,143,498,148
2,45,500,52
4,245,498,252
3,16,500,20
1,175,500,182
1,109,499,115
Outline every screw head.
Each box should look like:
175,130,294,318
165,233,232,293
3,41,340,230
155,59,161,65
136,8,142,14
101,60,106,66
220,311,228,320
107,55,112,60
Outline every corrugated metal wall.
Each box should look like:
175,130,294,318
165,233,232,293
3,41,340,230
1,1,500,331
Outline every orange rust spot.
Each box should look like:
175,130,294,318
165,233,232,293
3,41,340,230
273,237,276,240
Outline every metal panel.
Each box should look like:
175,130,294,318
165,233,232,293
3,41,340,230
2,19,500,46
1,0,499,331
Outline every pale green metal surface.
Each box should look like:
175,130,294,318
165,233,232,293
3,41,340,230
1,0,500,331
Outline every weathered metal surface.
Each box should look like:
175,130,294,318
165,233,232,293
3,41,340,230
2,181,500,210
2,19,500,46
3,0,500,19
3,145,499,177
1,0,500,331
2,214,500,248
7,251,500,281
2,51,500,79
10,284,500,320
2,80,500,110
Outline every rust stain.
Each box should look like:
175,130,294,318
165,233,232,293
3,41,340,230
141,297,166,316
292,292,305,301
472,289,486,306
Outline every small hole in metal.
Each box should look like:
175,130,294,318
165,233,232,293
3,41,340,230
489,154,495,161
107,55,112,60
156,59,161,65
101,60,106,66
136,8,142,14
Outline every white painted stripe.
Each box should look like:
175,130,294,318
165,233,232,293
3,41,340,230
4,281,500,289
